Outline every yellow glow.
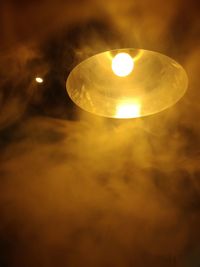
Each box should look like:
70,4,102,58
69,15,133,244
35,77,43,83
112,53,134,77
116,101,141,118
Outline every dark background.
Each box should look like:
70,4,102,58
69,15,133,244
0,0,200,266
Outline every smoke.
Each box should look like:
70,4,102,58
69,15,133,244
0,0,200,266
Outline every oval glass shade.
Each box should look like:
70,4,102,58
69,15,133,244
66,49,188,119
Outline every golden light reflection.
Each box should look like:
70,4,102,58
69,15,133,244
112,53,134,77
116,101,141,118
35,77,43,83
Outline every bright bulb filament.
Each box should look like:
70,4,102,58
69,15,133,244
112,53,134,77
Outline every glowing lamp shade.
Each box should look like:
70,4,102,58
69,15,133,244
66,49,188,119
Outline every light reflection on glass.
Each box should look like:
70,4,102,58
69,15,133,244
116,101,141,118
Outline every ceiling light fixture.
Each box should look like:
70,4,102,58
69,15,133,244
66,48,188,119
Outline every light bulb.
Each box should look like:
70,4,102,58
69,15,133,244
112,53,134,77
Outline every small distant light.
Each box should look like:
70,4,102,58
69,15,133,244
35,77,43,83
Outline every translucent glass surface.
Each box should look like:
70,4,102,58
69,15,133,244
66,49,188,118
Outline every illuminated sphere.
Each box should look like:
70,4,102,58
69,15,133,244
112,52,134,77
66,48,188,119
